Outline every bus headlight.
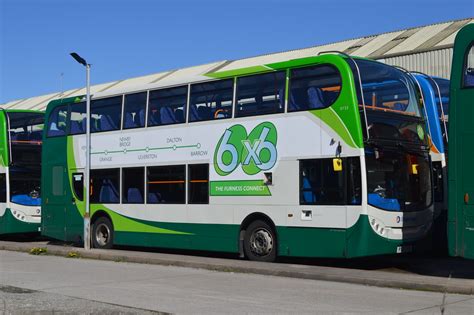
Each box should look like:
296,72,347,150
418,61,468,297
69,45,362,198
369,216,387,237
12,209,27,222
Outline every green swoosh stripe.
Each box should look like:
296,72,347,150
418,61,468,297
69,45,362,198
311,108,358,148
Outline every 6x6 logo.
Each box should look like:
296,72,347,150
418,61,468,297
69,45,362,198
214,122,278,176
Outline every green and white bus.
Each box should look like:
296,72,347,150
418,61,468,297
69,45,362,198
448,23,474,259
41,54,433,261
0,109,43,235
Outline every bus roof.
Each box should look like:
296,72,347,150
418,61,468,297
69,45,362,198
2,109,44,114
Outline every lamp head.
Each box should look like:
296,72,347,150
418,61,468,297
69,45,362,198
70,52,87,66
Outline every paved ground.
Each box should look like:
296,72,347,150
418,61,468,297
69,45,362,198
0,285,162,314
1,240,473,295
1,250,474,314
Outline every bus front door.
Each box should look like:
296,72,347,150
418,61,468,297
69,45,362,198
42,164,68,240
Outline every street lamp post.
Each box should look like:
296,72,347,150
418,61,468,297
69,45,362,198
70,52,92,250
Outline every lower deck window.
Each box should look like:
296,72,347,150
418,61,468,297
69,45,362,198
9,166,41,205
123,167,145,204
188,164,209,204
72,173,84,201
147,165,185,204
91,168,120,204
0,174,6,203
299,157,361,205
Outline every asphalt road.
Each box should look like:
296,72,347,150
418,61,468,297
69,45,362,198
0,285,163,314
1,251,473,314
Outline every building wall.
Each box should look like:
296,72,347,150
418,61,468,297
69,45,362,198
378,48,453,79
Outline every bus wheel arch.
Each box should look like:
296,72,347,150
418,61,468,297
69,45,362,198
91,211,114,249
239,213,277,262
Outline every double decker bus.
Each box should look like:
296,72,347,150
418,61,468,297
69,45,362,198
41,54,433,261
448,23,474,259
413,74,450,252
0,109,43,235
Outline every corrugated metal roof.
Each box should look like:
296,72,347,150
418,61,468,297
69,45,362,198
435,19,474,47
93,61,227,99
2,18,472,111
416,19,471,51
214,38,361,72
385,22,453,55
350,31,404,57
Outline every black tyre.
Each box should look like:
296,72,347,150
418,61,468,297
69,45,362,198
92,216,114,249
243,220,277,262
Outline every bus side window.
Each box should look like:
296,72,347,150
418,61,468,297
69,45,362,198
47,106,68,137
188,164,209,204
189,80,233,122
90,169,120,204
69,102,86,135
148,86,188,127
123,93,147,129
72,173,84,201
0,173,6,203
122,167,145,204
289,64,342,112
91,96,122,133
464,44,474,88
236,71,286,118
299,158,346,205
147,165,185,204
347,157,362,205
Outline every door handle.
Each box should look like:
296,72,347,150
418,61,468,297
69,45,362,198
465,193,469,204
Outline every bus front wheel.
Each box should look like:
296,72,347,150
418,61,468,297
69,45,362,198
92,216,114,249
244,220,276,262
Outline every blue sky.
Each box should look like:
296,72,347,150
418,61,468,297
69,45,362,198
0,0,472,103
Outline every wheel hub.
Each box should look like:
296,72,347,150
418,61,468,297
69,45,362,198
250,228,273,256
95,223,110,247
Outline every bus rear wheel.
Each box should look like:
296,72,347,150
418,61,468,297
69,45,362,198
92,217,114,249
244,220,276,262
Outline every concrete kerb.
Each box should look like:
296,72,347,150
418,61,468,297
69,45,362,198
0,241,472,295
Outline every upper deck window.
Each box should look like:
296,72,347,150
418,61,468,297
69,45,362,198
189,80,233,122
148,86,188,127
352,60,428,145
354,60,421,117
430,78,450,120
69,102,86,135
236,71,285,117
47,106,68,137
289,65,341,112
463,43,474,88
91,97,122,133
8,112,44,143
123,92,147,129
